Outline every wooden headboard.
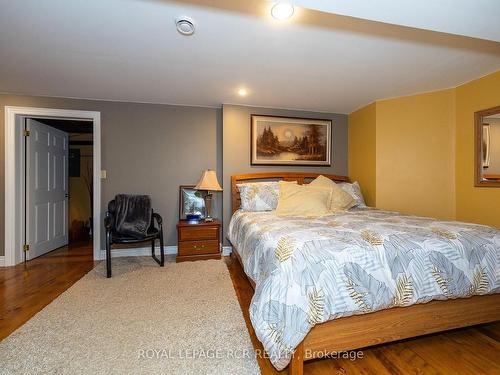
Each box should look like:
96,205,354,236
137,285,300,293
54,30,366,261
231,172,349,213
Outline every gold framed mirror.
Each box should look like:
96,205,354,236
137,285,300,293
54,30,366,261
475,105,500,187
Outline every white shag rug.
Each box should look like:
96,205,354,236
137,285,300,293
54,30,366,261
0,257,260,375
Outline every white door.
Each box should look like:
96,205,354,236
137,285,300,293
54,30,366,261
26,119,69,260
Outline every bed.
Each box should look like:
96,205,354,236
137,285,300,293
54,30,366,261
228,172,500,375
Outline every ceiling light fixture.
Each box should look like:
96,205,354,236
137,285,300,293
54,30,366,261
238,88,248,97
271,2,294,20
176,16,195,36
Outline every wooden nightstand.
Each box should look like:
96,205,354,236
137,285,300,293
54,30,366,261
176,220,221,262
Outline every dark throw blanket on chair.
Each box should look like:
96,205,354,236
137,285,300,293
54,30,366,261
114,194,152,239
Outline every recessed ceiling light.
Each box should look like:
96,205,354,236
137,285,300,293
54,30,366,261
176,16,195,36
238,88,248,97
271,2,294,20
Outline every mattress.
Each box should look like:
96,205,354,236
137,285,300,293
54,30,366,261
227,207,500,370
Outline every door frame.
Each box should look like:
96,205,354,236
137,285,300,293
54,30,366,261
4,106,101,266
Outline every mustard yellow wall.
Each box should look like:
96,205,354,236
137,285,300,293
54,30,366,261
455,70,500,228
376,89,456,220
348,103,376,206
348,70,500,228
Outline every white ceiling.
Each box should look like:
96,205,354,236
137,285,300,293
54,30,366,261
293,0,500,43
0,0,499,114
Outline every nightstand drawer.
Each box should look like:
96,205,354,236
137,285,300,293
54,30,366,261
176,220,221,262
178,240,220,256
178,226,218,241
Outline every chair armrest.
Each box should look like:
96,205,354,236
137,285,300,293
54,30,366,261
152,212,163,226
104,212,114,231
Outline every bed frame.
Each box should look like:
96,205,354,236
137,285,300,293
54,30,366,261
230,172,500,375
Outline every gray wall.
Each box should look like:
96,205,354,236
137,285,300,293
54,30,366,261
222,104,348,243
0,94,222,255
0,96,348,256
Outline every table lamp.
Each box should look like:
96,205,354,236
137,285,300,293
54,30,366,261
195,169,222,222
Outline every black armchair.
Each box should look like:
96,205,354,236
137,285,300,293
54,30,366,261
104,199,164,278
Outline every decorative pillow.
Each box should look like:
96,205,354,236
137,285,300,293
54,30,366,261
275,181,332,217
338,181,367,207
309,175,356,212
237,181,283,211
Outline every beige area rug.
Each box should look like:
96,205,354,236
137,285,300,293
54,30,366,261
0,257,260,375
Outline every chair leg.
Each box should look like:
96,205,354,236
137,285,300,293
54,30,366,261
106,238,112,278
159,231,165,267
151,236,164,267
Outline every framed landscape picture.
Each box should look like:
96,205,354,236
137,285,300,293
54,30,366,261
179,185,205,220
251,115,332,166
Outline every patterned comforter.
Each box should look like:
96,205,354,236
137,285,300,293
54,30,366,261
227,208,500,370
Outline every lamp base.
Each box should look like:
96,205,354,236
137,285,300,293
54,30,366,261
203,192,214,222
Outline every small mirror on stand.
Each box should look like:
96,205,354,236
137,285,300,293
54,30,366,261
179,185,205,223
475,106,500,187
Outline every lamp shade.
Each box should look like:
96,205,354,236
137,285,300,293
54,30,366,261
195,170,222,191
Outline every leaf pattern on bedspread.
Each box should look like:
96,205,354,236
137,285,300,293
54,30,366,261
457,231,489,268
431,227,457,240
391,274,413,307
307,288,325,326
384,235,417,279
429,251,470,297
296,260,327,295
226,207,500,371
361,230,384,246
344,263,392,312
274,236,296,262
261,301,309,358
468,266,489,296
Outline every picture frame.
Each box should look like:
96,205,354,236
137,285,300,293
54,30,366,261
251,115,332,166
179,185,205,220
482,124,490,168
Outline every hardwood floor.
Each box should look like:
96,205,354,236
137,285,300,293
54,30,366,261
224,253,500,375
1,247,499,374
0,241,96,340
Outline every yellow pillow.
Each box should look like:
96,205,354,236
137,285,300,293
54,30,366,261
309,175,355,212
275,181,332,217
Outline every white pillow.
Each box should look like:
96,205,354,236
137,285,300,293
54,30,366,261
237,182,280,211
338,181,367,207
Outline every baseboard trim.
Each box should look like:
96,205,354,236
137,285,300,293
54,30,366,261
1,246,229,265
99,244,231,260
99,246,177,260
222,246,232,256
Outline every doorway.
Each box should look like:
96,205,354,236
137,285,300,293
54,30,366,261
5,107,101,266
23,117,94,260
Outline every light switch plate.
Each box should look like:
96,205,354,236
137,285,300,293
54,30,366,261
100,170,107,179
